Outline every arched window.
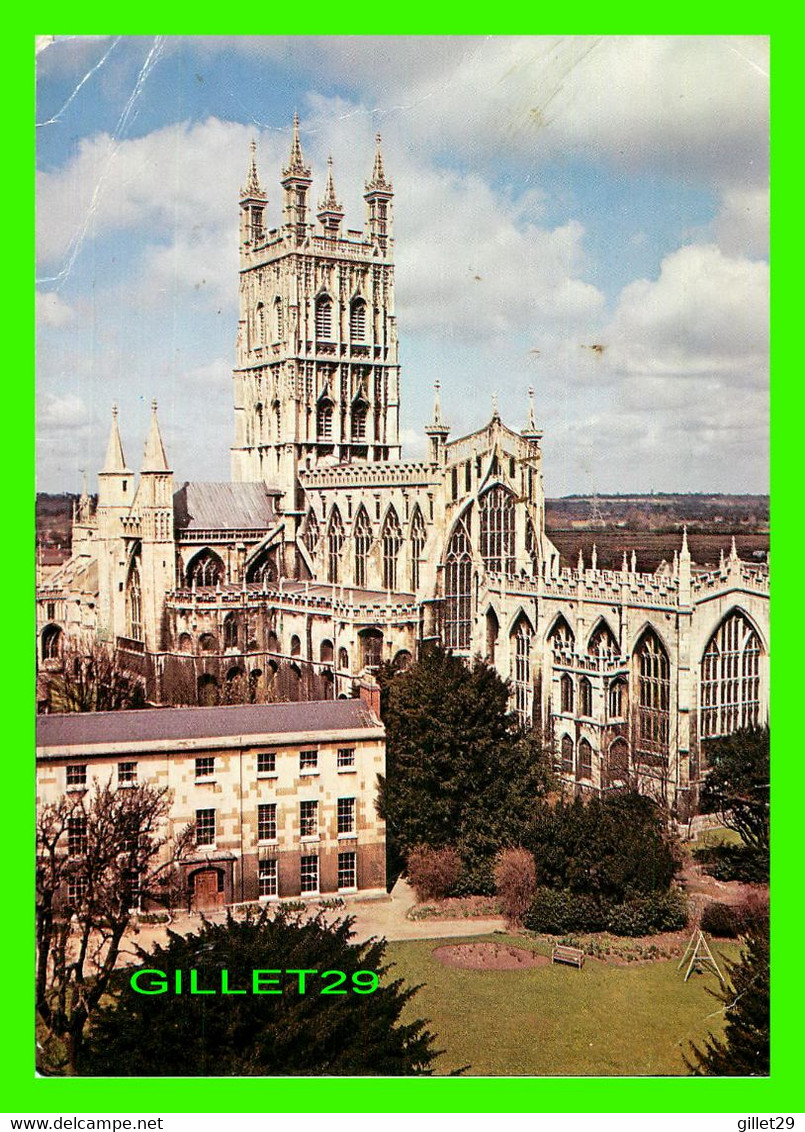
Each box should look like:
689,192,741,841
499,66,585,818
608,678,626,720
327,507,345,584
350,298,367,341
700,611,762,738
126,563,143,641
316,397,334,440
338,647,349,672
608,738,630,785
578,738,593,780
579,677,593,718
486,608,499,665
353,508,371,587
41,624,62,661
320,639,334,664
255,303,265,346
479,486,516,575
360,628,383,669
274,296,284,342
223,613,239,649
254,403,264,447
351,400,368,441
410,506,426,592
199,633,218,653
187,550,224,588
198,674,219,706
381,508,402,591
511,617,533,727
444,513,472,650
560,673,574,714
589,621,619,659
315,295,333,340
561,734,574,773
635,629,670,756
301,509,320,555
246,547,278,585
548,616,575,657
178,632,193,654
266,630,280,654
272,400,281,441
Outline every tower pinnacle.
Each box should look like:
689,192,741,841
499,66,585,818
102,402,129,473
142,400,170,473
284,111,311,178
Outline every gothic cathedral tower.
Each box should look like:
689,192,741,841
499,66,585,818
231,118,402,510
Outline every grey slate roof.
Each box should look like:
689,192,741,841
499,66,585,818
173,482,281,532
37,699,382,751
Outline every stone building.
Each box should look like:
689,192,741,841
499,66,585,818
36,117,770,817
36,692,386,909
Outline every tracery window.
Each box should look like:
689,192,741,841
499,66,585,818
223,613,239,649
327,507,345,584
351,401,368,441
301,509,320,555
444,514,472,650
381,508,402,591
350,299,367,341
548,616,575,657
579,677,593,718
608,738,630,784
578,739,593,779
410,506,426,592
608,678,626,719
126,563,143,641
561,734,574,774
479,486,515,575
700,612,762,738
316,397,333,440
187,550,224,588
588,622,619,659
41,624,62,661
560,673,574,713
315,295,333,339
246,548,278,585
635,629,670,755
353,508,371,588
512,617,533,727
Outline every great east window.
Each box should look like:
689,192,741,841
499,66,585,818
479,486,515,575
700,611,762,738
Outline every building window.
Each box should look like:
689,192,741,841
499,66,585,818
223,613,239,649
337,797,356,837
316,398,334,440
608,679,626,720
67,873,88,905
41,623,63,660
338,851,357,891
589,622,619,659
118,762,137,786
300,800,318,839
560,734,574,774
257,751,276,776
337,747,356,769
258,858,278,898
444,514,472,651
301,509,320,555
300,855,319,894
315,295,333,340
579,677,593,718
548,617,575,657
512,618,533,728
410,507,426,592
67,815,87,857
353,508,371,588
578,738,593,779
479,486,516,575
700,611,762,739
608,738,630,785
381,508,402,591
258,803,277,842
195,757,215,781
327,507,345,583
255,302,265,346
350,298,367,341
560,673,574,714
635,629,670,756
274,296,284,342
360,629,383,669
351,401,368,442
187,550,224,588
300,749,318,774
126,562,143,641
46,602,56,621
195,808,215,846
66,764,87,791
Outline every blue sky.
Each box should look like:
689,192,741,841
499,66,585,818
36,36,768,496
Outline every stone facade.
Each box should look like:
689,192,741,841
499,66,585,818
36,118,770,817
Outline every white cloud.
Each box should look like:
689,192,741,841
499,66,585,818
36,291,75,328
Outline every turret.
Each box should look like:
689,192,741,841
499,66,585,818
364,133,393,253
281,113,312,242
317,156,344,238
522,387,543,443
135,401,175,651
239,139,267,252
424,381,450,464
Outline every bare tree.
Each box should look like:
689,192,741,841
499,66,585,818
36,780,193,1074
39,641,147,714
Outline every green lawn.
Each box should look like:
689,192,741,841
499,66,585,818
384,933,738,1076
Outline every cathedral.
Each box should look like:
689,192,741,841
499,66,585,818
36,117,770,818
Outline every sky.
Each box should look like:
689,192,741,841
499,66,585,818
35,36,769,497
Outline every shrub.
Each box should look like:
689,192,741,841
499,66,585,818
701,902,740,938
693,844,769,884
406,845,462,902
494,847,536,926
524,888,608,934
606,890,688,936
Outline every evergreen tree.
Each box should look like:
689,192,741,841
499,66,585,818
687,919,770,1076
700,727,770,854
79,909,439,1076
376,647,554,880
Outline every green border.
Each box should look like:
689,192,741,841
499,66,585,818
15,22,794,1114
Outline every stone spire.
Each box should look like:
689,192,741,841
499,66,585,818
364,133,393,251
680,525,691,563
102,403,129,473
522,386,543,441
141,399,170,473
425,381,450,463
491,391,500,422
242,138,263,198
317,155,344,233
729,535,740,565
284,111,311,179
366,133,391,193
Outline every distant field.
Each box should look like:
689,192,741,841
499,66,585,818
385,933,737,1076
546,529,769,573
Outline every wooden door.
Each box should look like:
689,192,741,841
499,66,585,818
191,868,224,910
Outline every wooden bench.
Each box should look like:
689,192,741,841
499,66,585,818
552,944,585,968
